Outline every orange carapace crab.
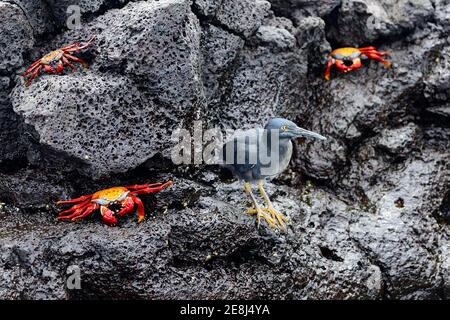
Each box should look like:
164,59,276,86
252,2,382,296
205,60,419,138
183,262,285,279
22,36,95,86
57,181,173,226
324,46,392,80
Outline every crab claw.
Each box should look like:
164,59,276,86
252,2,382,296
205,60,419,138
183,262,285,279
100,206,118,226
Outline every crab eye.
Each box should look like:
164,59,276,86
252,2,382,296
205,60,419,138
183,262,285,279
281,125,289,132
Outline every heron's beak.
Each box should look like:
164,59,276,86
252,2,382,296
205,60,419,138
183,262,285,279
293,126,327,141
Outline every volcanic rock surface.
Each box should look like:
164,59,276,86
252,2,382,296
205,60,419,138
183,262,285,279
0,0,448,299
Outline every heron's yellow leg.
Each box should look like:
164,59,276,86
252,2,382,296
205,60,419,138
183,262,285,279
258,180,288,231
243,182,276,229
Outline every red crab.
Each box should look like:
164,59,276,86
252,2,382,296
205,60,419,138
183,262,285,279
57,181,173,226
324,46,392,80
21,36,95,86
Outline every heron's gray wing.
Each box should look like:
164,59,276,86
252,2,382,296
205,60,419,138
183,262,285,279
220,129,261,180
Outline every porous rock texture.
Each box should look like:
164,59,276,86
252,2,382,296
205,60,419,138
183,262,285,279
0,0,448,299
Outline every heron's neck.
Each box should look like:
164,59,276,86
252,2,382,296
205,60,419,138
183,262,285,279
262,130,292,149
279,138,292,147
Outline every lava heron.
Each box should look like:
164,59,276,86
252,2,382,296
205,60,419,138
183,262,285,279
221,118,326,230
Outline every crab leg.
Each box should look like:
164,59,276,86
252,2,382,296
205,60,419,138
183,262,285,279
131,195,145,223
72,36,96,51
61,42,82,51
131,181,173,195
359,47,389,56
58,201,90,216
25,65,43,86
57,194,92,205
71,204,98,221
63,36,95,53
22,59,42,76
22,63,41,79
357,46,392,67
62,56,77,71
64,53,88,67
324,58,334,80
59,203,94,220
358,46,377,51
364,52,392,67
125,181,171,190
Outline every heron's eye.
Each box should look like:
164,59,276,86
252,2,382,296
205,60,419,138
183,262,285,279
281,125,289,131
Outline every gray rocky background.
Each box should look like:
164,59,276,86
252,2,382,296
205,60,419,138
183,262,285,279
0,0,448,299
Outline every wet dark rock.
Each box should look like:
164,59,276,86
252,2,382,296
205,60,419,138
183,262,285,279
434,0,450,32
0,181,388,299
424,45,450,103
376,123,421,155
0,169,70,209
0,0,448,300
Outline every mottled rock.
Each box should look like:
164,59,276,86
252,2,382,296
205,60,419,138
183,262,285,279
0,0,448,301
215,0,272,38
255,25,296,49
12,0,203,178
376,123,421,154
13,73,168,178
0,181,388,299
330,0,434,44
0,1,34,72
193,0,272,39
295,17,331,64
424,45,450,103
349,151,447,299
434,0,450,31
0,77,26,163
206,46,306,129
10,0,54,35
67,0,203,108
295,137,347,181
263,16,296,34
201,24,245,101
45,0,128,26
192,0,221,17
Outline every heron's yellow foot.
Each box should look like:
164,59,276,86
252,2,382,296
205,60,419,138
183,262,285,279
256,180,288,231
261,206,288,231
245,208,277,229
